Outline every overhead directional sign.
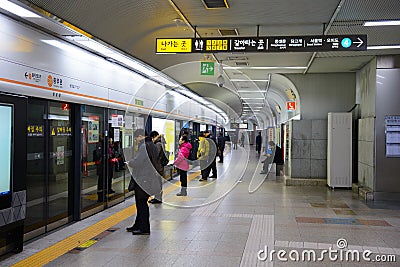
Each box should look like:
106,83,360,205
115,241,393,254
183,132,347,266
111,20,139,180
200,62,214,75
156,35,367,53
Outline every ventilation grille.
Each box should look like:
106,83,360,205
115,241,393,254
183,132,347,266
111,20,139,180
202,0,229,9
235,62,248,66
218,28,238,36
227,56,248,61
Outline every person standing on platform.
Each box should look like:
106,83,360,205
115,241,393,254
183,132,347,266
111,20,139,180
204,130,217,178
256,132,262,155
232,133,238,150
126,129,159,235
174,135,192,196
217,132,226,163
148,131,168,204
240,132,245,147
197,132,210,182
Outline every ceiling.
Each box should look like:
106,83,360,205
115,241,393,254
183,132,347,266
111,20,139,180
13,0,400,126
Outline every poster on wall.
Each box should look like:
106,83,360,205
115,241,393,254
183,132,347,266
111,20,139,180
88,116,99,143
152,118,175,161
111,114,124,127
114,128,120,142
385,115,400,157
56,146,65,165
135,116,145,129
125,115,133,129
0,104,12,196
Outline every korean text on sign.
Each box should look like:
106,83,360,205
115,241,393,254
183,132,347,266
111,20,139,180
156,39,192,53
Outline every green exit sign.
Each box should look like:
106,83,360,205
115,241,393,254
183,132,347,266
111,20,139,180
200,62,214,76
135,98,144,106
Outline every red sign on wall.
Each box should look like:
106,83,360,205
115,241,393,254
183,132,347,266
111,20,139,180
286,101,296,111
62,103,70,111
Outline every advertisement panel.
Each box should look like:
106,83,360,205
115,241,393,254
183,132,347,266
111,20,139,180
0,104,12,196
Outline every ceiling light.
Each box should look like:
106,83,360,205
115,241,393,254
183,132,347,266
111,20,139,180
0,0,40,17
241,98,265,100
364,20,400,26
218,28,238,36
237,90,264,93
225,66,307,70
231,79,269,82
367,45,400,50
203,0,229,9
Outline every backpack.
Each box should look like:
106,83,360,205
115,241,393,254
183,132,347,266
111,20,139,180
155,142,169,167
160,150,169,167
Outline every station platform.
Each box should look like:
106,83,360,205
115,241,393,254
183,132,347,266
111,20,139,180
2,146,399,267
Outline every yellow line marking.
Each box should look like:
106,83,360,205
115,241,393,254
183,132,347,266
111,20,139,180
11,171,200,267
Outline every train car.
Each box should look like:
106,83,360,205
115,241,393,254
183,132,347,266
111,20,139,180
0,11,226,252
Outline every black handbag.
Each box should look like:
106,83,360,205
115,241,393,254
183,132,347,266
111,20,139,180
128,176,135,192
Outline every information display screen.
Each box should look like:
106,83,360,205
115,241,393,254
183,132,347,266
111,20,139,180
0,104,12,197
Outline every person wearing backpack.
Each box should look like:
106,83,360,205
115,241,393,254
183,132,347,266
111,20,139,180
148,131,168,204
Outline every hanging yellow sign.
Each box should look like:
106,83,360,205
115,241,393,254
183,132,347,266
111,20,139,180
156,39,192,53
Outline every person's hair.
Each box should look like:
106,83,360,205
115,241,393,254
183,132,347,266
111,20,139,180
198,132,205,138
181,129,189,136
180,135,189,142
134,129,145,137
268,141,275,146
149,130,159,138
204,130,210,134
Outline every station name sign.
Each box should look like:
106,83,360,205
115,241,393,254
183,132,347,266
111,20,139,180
156,35,367,53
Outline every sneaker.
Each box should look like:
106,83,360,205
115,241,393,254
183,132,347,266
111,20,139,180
199,178,207,181
176,191,187,196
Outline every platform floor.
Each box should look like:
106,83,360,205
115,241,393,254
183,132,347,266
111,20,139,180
2,146,400,267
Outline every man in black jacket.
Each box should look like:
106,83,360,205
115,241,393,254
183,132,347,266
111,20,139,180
260,141,284,175
126,129,160,235
148,131,168,204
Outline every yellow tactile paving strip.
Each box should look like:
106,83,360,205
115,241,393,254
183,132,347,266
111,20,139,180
11,171,200,267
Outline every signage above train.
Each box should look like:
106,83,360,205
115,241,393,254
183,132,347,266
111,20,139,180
156,35,367,53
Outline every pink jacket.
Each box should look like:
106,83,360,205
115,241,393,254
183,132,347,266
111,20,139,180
174,142,192,171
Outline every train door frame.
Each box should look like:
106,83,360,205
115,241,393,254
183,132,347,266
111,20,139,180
0,92,26,255
106,108,126,208
24,98,74,240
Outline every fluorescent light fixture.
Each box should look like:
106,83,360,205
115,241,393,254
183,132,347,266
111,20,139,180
42,40,86,55
225,66,307,70
0,0,40,17
364,20,400,26
241,98,265,100
367,45,400,50
231,79,269,82
237,90,264,93
67,36,177,86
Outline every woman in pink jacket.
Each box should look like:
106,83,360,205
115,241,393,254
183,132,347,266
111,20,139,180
174,135,192,196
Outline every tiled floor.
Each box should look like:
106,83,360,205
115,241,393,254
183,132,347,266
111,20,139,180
2,146,400,266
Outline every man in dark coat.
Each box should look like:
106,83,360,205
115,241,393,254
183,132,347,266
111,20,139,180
126,129,160,235
256,132,262,155
260,141,284,174
217,132,226,163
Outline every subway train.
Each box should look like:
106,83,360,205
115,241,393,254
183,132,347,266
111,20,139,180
0,11,226,254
